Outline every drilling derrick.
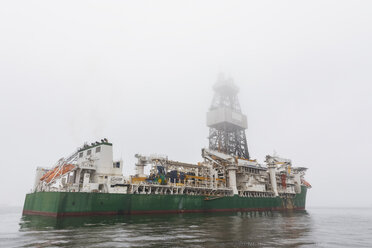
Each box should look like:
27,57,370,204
207,75,250,159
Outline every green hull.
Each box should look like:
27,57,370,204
23,186,307,217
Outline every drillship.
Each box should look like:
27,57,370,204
23,76,311,217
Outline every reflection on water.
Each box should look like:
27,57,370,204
17,211,314,248
0,208,369,247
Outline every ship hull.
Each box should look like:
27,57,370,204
23,186,307,217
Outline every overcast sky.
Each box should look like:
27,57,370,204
1,1,371,207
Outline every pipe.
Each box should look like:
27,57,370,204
268,165,278,197
294,173,301,193
227,167,238,195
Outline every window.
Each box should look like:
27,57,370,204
79,152,83,158
87,149,91,155
113,162,120,168
95,146,101,153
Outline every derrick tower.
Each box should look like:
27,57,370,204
207,75,250,159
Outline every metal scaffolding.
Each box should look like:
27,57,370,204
207,75,250,159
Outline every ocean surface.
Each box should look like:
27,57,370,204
0,207,371,247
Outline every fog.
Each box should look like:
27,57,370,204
1,1,371,208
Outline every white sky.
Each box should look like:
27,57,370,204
0,1,371,207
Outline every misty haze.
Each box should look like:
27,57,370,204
1,1,371,247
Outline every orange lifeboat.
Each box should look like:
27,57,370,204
39,169,54,181
301,179,312,188
40,164,76,183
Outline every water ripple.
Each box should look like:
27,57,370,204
0,208,371,247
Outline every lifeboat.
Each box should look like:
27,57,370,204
301,179,312,188
40,164,76,183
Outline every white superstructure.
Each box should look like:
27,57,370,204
33,139,311,200
35,139,128,194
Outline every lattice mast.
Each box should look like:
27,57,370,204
207,75,250,159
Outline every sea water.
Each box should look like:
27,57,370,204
0,207,371,247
